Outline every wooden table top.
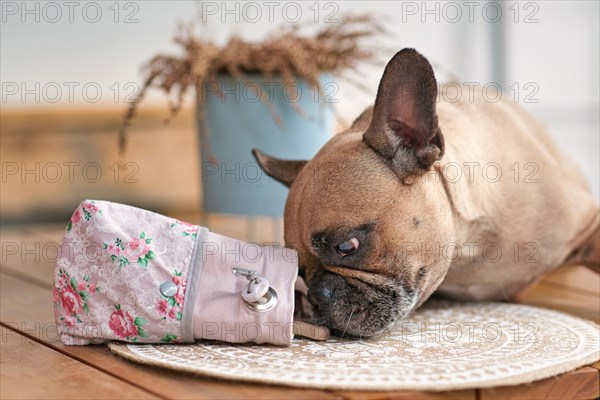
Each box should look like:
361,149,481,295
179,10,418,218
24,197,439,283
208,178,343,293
1,224,599,400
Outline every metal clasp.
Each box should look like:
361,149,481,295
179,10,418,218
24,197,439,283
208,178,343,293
232,266,278,312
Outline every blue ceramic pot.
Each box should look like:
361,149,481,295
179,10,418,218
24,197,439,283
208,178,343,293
199,74,334,217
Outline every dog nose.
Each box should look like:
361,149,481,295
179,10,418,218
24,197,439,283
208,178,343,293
308,272,343,309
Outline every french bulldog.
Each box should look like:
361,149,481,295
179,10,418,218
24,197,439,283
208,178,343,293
253,49,600,337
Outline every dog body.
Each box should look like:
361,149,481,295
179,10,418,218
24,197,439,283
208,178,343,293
254,49,599,337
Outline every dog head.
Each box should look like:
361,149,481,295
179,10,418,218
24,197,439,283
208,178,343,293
254,49,455,337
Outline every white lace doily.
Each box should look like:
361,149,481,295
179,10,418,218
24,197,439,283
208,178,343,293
109,301,600,391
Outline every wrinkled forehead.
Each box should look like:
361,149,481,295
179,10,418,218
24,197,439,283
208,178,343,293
285,132,401,230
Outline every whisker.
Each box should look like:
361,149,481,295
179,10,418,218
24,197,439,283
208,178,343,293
341,309,355,339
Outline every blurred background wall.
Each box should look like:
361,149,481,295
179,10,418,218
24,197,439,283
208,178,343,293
2,0,598,228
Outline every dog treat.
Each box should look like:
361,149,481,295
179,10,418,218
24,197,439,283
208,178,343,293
54,200,298,346
293,320,330,341
292,278,330,340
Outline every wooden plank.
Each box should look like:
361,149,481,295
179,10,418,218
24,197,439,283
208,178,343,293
0,228,56,288
479,367,599,400
0,272,341,400
0,327,157,399
1,108,201,225
25,214,285,246
63,346,341,400
22,223,67,243
539,265,600,295
333,390,474,400
515,281,600,323
171,213,284,244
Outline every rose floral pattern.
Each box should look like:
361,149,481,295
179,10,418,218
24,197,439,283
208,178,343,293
104,231,156,268
54,199,199,345
170,219,198,239
54,269,99,329
67,200,102,231
156,270,186,321
109,304,149,341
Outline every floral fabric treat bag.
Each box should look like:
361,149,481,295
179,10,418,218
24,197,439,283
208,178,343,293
54,200,298,345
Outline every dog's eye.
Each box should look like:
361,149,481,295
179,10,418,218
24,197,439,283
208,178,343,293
335,238,359,256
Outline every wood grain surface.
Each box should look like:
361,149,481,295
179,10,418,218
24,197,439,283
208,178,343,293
1,224,598,399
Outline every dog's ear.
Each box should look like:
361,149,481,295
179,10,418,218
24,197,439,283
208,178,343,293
363,48,444,181
252,149,307,187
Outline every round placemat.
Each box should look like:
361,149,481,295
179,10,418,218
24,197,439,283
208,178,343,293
109,301,600,391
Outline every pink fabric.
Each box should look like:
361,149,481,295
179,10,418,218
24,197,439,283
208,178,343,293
193,232,297,345
53,200,298,346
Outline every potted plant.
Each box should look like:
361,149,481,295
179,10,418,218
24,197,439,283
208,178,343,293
120,15,382,219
